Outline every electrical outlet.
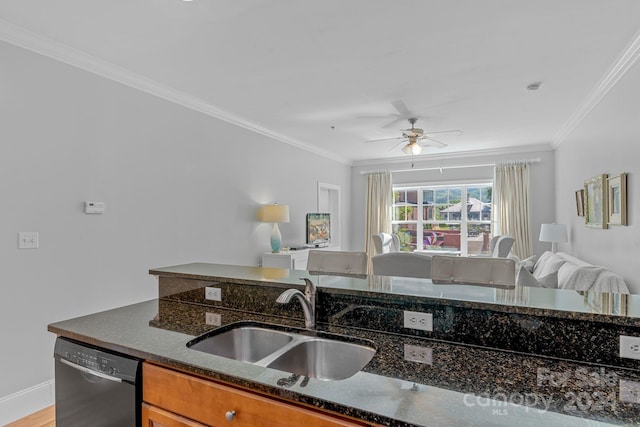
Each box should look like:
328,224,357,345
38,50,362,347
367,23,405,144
620,380,640,404
205,287,222,301
205,312,221,326
404,344,433,365
620,335,640,360
18,232,39,249
403,310,433,332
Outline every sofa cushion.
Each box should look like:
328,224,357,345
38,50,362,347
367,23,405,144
517,266,558,288
533,251,567,279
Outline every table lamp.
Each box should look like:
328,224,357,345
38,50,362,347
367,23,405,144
262,204,290,253
539,223,568,253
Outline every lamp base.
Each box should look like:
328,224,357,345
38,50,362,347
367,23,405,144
270,223,282,253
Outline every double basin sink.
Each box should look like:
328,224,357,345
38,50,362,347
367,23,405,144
187,322,376,381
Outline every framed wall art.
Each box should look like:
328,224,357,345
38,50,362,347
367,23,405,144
584,174,608,229
607,173,627,226
575,189,585,216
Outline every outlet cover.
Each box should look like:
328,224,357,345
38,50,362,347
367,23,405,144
205,312,222,326
620,335,640,360
404,344,433,365
205,287,222,301
620,380,640,404
18,232,39,249
403,310,433,332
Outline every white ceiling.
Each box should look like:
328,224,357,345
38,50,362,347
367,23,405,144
1,1,639,164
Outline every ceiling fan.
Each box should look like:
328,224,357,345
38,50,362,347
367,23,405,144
365,116,462,155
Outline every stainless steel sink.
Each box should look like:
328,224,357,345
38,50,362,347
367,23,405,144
186,322,376,381
265,338,376,381
188,326,293,362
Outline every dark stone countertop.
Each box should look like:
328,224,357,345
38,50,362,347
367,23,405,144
149,263,640,327
49,298,640,427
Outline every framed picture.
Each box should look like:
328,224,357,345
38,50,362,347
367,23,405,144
575,189,585,216
584,174,608,229
607,173,627,225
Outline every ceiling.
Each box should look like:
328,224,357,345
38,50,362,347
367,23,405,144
1,1,639,164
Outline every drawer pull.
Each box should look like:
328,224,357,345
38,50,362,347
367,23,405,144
225,410,236,421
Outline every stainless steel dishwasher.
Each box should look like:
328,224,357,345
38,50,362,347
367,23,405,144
54,337,141,427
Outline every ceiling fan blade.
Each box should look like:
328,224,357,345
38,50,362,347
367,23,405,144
391,100,412,117
423,136,448,148
390,140,406,151
424,129,463,136
365,136,404,143
381,116,406,129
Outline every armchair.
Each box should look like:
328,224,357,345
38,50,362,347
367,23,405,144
372,233,400,255
489,235,515,258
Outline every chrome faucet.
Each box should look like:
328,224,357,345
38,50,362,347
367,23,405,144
276,278,317,329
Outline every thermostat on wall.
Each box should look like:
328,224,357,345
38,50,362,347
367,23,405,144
85,201,105,214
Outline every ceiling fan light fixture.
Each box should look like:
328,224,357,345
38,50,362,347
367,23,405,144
402,141,422,155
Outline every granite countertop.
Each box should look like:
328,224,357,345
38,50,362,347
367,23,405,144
49,298,640,427
149,263,640,326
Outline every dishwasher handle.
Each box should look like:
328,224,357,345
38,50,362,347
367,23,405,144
59,358,123,383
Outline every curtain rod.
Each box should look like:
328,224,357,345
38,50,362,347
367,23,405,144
359,158,541,175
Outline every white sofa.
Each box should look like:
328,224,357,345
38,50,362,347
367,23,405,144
516,251,629,293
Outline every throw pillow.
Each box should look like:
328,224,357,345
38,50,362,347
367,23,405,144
533,252,566,280
517,266,558,288
537,271,559,288
520,255,537,272
517,266,540,287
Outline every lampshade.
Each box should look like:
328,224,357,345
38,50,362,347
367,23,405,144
539,223,567,253
262,204,290,223
539,223,568,243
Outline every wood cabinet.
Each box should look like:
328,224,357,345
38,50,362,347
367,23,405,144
143,363,372,427
142,404,207,427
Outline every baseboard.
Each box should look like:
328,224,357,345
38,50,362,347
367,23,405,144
0,380,54,426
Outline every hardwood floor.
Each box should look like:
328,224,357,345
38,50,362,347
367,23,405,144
4,405,55,427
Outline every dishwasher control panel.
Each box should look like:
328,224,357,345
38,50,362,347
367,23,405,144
54,337,140,382
62,348,120,375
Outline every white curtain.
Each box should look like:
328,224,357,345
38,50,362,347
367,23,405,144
493,161,533,259
364,172,392,274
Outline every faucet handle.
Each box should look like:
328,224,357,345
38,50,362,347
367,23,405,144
300,278,316,296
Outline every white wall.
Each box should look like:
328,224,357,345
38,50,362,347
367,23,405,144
555,60,640,293
350,148,556,255
0,40,351,422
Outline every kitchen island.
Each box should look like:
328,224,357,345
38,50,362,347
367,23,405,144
48,263,640,426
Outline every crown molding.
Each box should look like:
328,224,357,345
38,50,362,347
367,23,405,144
0,19,351,165
352,144,554,168
552,30,640,147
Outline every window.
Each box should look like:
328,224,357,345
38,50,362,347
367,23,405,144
392,183,493,256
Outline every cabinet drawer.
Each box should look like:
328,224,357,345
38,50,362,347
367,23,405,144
143,363,368,427
142,403,207,427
